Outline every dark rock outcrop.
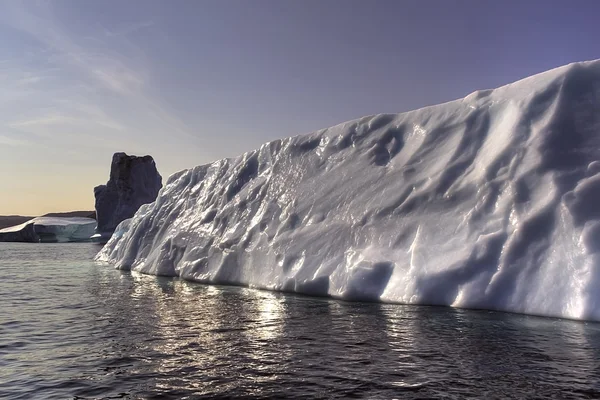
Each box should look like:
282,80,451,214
0,216,33,230
93,153,162,241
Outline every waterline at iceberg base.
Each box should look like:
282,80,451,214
97,60,600,321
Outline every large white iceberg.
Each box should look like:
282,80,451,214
96,60,600,321
0,217,96,243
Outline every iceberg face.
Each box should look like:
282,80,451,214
96,60,600,321
0,217,96,243
93,153,162,240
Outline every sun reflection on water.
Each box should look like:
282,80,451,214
243,289,285,342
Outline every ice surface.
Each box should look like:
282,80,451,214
96,60,600,321
0,217,96,243
93,153,162,241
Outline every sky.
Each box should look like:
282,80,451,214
0,0,599,215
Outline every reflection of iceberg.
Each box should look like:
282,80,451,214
0,217,96,243
97,60,600,321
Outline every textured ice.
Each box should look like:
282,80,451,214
0,217,96,243
96,60,600,321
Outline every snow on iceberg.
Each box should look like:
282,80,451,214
96,60,600,321
0,217,96,243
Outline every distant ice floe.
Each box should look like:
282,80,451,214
97,59,600,321
0,217,96,243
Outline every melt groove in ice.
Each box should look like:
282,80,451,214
96,60,600,321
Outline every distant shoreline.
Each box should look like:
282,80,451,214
0,211,96,230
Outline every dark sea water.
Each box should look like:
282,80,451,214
2,243,600,399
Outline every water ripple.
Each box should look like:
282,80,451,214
1,243,600,399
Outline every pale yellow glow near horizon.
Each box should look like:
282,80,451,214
0,161,105,216
0,139,215,216
0,146,201,216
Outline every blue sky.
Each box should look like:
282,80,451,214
1,0,599,215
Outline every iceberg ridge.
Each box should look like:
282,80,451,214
96,60,600,321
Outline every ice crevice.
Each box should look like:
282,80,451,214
97,60,600,321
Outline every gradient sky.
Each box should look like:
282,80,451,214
1,0,599,215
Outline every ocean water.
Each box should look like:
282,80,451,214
1,243,600,399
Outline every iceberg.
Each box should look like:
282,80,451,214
96,60,600,321
0,217,96,243
92,152,162,242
